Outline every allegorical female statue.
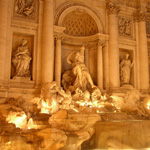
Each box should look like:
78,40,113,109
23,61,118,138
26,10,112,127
12,39,32,78
120,53,133,85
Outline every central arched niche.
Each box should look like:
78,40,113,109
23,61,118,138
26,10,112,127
57,5,104,33
62,9,98,37
55,5,104,85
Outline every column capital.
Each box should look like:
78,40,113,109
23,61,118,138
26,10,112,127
106,2,120,15
97,40,106,47
53,25,65,40
134,11,147,22
54,32,64,40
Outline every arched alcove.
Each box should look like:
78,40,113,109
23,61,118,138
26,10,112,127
62,9,98,37
56,5,104,34
54,3,106,86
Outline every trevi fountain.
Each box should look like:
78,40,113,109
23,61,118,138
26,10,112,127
0,0,150,150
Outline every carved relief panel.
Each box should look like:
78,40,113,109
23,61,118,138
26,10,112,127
11,34,34,80
118,16,132,38
14,0,36,19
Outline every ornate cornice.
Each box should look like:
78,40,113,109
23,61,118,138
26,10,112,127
106,2,120,15
134,11,147,22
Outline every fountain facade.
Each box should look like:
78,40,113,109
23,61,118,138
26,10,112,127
0,0,150,149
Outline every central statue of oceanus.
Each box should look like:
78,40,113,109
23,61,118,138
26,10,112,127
62,46,100,95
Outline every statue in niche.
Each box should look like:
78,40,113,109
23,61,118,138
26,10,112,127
62,46,95,93
15,0,35,18
120,53,133,85
12,39,32,78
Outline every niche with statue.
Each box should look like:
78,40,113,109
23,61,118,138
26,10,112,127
11,34,34,81
119,49,134,87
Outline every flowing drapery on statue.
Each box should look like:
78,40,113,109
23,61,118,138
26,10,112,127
62,46,96,93
120,53,133,85
12,39,32,78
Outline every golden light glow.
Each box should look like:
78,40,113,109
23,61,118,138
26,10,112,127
7,142,11,145
147,101,150,110
110,95,122,110
110,95,120,101
27,118,38,129
40,100,51,114
39,99,57,114
101,95,107,100
6,111,27,129
76,98,105,108
6,111,40,130
73,108,79,112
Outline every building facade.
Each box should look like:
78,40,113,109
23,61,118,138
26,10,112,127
1,1,150,150
0,0,150,98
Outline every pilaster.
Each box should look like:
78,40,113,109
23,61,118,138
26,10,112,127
106,1,120,89
54,33,63,86
41,0,54,83
134,10,149,90
97,40,105,91
0,0,8,81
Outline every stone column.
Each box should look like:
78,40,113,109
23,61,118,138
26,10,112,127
135,11,149,90
103,42,109,90
54,34,63,86
97,40,105,91
0,0,8,81
106,2,120,89
85,46,89,70
41,0,54,83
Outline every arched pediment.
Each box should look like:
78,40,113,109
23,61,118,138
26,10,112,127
55,3,104,35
